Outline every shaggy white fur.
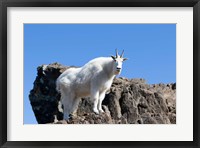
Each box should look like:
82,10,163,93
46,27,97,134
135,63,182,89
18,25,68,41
56,51,127,120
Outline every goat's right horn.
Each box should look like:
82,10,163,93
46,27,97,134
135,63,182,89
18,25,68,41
120,50,124,58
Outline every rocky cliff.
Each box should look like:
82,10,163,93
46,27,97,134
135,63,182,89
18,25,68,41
29,63,176,124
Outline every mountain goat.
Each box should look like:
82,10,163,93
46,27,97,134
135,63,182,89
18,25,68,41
56,49,127,120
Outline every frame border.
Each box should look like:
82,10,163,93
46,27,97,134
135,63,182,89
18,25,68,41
0,0,199,148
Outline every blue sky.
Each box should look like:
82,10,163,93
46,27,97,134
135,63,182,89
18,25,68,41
24,24,176,124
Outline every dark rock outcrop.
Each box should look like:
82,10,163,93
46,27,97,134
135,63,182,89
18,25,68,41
29,63,176,124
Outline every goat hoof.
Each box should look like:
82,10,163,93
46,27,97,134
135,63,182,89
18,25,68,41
69,114,73,120
63,116,70,121
94,111,99,115
93,109,99,114
64,119,70,122
99,109,104,114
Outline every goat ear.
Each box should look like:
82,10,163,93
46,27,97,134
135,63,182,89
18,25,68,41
123,58,128,61
111,55,116,61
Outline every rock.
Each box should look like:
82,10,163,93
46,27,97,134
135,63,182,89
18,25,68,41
29,63,176,124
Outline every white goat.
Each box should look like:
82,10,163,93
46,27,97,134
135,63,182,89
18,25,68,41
56,49,127,120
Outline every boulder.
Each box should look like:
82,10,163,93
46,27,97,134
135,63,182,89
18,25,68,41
29,63,176,124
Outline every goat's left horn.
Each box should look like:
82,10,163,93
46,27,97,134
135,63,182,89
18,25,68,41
115,48,119,57
120,50,124,58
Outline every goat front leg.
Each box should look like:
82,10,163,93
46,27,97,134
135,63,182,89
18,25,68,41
98,91,106,113
91,91,100,114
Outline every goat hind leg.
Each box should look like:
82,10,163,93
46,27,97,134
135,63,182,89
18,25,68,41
62,94,74,120
62,99,71,120
70,98,80,118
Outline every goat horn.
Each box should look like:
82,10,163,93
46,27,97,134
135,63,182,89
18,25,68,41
115,48,119,57
120,50,124,58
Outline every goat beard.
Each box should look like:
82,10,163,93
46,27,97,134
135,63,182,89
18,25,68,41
115,70,121,75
